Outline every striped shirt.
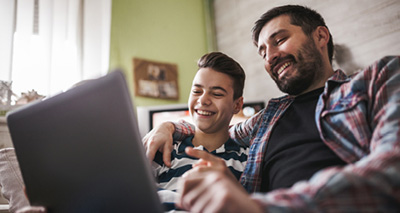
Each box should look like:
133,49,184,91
153,136,248,191
174,56,400,212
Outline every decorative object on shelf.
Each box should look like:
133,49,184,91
0,80,45,116
133,58,179,100
15,90,45,105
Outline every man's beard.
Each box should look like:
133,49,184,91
271,38,324,96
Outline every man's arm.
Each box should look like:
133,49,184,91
144,108,261,165
229,109,265,147
143,120,195,166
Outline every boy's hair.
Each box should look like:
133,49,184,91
252,5,334,64
197,52,245,100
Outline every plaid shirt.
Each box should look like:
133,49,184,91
175,56,400,212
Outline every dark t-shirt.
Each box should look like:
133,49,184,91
260,87,347,192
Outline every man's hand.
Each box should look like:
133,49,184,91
176,147,263,213
177,170,263,213
184,147,238,183
142,121,175,167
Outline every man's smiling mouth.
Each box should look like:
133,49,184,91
277,61,292,76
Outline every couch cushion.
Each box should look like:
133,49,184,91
0,148,29,212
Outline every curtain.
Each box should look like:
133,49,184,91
0,0,111,100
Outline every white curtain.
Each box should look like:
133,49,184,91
0,0,111,99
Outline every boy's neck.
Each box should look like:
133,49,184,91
192,130,230,152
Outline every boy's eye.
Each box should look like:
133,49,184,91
213,93,223,97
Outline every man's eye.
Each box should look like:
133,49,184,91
276,38,286,45
260,51,266,59
192,90,201,94
213,93,223,97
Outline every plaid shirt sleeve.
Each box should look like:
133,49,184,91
172,120,195,141
228,109,267,147
250,56,400,212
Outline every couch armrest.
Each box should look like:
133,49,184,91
0,148,29,212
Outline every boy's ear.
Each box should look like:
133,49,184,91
233,97,244,114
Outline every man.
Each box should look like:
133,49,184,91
144,5,400,212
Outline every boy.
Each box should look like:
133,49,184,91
153,51,248,192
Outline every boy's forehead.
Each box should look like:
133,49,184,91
192,68,234,89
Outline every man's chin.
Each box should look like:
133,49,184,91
277,81,308,96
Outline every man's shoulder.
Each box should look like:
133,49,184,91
332,56,400,82
375,55,400,66
374,56,400,73
354,56,400,76
323,56,400,100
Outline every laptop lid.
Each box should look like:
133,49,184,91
6,71,163,213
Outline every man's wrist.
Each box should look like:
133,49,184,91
164,121,176,134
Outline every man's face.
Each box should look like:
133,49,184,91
188,68,241,134
257,15,324,95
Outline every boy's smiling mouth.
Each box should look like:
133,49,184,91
196,109,215,116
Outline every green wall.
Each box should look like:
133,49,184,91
109,0,211,107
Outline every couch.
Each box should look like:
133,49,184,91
0,148,30,213
0,117,30,213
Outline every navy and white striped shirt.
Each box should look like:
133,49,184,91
153,135,248,191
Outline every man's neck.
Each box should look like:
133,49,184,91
192,130,230,152
297,65,334,96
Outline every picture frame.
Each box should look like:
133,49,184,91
133,58,179,100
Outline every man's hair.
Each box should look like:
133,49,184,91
197,52,245,100
252,5,334,64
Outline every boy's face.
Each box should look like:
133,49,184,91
189,67,242,134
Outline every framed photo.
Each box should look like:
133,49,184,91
133,58,179,100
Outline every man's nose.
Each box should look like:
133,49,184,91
266,46,279,66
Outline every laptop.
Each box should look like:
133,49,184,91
6,71,163,213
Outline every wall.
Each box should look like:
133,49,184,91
109,0,210,107
213,0,400,102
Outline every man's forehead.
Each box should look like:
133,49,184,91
257,14,304,47
262,15,292,36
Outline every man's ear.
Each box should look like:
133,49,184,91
233,97,244,114
314,26,330,49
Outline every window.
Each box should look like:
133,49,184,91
0,0,111,102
